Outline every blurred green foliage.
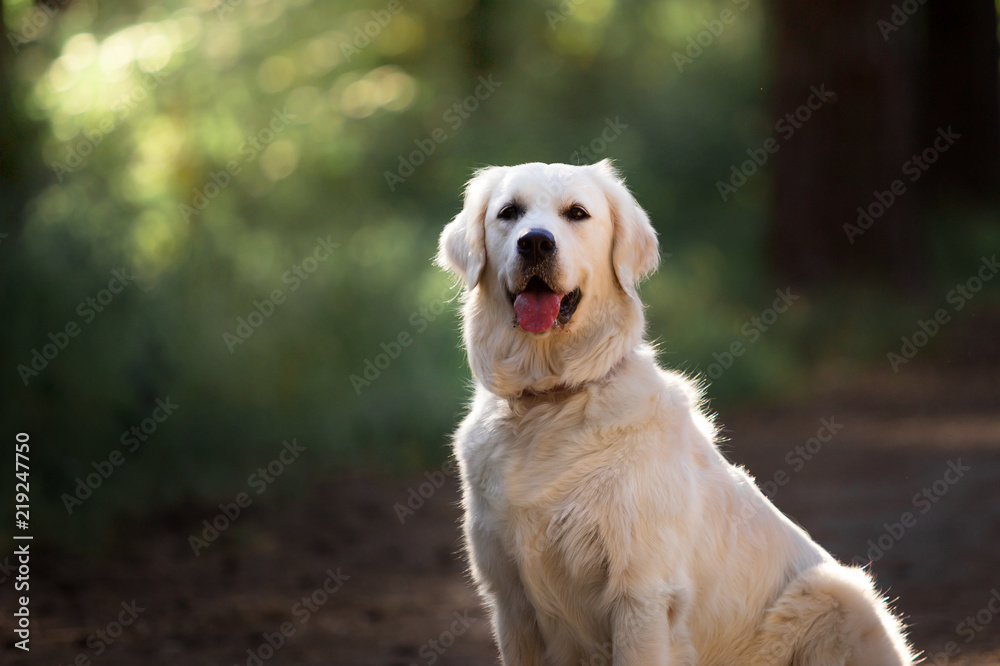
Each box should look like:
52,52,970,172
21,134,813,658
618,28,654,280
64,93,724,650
0,0,996,548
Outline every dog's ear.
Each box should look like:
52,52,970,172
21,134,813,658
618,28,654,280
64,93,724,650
594,159,659,297
436,167,504,290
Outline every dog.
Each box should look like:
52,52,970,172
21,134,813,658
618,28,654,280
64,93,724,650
436,160,915,665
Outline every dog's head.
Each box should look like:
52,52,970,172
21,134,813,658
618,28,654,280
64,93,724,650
437,160,659,397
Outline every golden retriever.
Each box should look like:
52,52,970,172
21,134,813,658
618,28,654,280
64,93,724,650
436,160,915,665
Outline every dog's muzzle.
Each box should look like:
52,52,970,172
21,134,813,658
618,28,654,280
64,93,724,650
506,229,581,333
507,275,582,333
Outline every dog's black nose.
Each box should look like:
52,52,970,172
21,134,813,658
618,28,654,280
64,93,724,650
517,229,556,264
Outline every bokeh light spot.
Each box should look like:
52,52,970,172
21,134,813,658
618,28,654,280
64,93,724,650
137,33,174,72
62,33,99,71
373,14,425,57
286,86,323,123
340,78,379,119
260,139,300,181
258,55,297,93
48,56,81,93
98,33,135,79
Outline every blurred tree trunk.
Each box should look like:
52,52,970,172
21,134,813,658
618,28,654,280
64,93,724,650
465,0,496,72
922,0,1000,193
0,3,38,240
768,0,999,290
0,2,65,240
0,0,17,231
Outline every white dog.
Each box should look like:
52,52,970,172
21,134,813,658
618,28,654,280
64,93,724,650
436,161,915,665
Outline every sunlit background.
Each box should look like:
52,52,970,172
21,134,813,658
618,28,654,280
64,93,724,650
2,0,998,539
0,0,998,661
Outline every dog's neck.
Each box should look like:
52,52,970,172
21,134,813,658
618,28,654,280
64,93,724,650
511,353,630,401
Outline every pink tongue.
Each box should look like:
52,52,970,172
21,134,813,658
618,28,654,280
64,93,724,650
514,290,563,333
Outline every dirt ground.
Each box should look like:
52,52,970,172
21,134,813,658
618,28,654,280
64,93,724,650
3,364,999,665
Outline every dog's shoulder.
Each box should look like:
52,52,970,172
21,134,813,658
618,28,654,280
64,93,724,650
586,346,713,435
450,388,508,454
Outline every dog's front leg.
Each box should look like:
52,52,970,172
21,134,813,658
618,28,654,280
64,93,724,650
492,582,546,666
610,586,696,666
466,519,545,665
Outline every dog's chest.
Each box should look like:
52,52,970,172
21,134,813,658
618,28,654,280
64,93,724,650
508,489,611,614
475,419,622,625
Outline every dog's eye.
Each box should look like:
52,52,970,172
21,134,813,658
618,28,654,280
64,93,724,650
566,205,590,221
497,204,520,221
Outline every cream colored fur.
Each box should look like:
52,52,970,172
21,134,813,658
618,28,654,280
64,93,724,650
437,161,915,665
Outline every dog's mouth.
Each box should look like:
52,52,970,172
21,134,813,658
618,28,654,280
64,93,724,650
507,276,582,333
